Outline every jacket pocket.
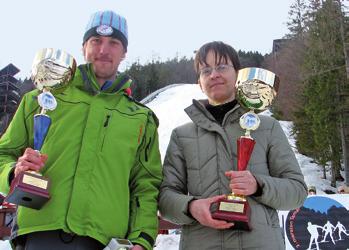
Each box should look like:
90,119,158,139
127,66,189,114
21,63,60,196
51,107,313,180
263,205,280,227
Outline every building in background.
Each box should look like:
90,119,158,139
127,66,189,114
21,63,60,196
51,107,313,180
0,64,21,135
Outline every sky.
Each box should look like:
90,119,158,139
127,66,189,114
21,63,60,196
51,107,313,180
0,0,294,79
0,83,347,250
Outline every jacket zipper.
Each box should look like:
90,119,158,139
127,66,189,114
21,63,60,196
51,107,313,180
143,114,152,162
100,115,111,151
144,137,152,162
104,115,110,127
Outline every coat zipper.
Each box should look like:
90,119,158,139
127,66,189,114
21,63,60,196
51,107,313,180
145,137,151,162
100,114,111,151
104,115,110,127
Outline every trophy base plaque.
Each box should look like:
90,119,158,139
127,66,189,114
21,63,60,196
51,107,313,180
5,171,50,210
211,196,251,231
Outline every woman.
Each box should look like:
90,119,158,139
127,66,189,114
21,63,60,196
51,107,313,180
159,41,307,250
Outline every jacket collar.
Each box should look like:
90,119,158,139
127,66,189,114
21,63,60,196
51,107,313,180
185,99,246,158
77,64,132,95
185,99,246,129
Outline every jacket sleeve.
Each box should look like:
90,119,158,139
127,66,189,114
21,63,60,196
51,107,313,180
158,129,196,225
0,95,32,194
128,112,162,250
252,119,307,210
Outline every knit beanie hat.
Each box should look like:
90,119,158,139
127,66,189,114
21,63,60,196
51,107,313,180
83,10,128,51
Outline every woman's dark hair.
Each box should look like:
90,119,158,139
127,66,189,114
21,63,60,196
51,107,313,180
194,41,241,77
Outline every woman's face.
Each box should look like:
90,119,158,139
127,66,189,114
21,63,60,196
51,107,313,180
197,50,238,105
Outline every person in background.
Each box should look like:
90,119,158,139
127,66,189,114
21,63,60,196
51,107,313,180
0,10,162,250
308,186,317,195
337,185,349,194
159,41,307,250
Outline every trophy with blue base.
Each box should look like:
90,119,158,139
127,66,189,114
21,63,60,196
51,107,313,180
5,48,76,210
212,67,279,231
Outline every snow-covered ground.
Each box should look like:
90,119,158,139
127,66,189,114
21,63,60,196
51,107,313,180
0,83,341,249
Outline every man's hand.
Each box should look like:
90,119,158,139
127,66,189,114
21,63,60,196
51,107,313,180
189,195,234,229
225,170,257,196
14,148,48,177
131,245,144,250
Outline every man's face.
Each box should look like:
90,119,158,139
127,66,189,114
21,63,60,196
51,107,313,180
83,36,126,83
197,50,237,105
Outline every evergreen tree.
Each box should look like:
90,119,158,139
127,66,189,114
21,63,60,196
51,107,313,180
293,0,346,186
238,50,264,67
287,0,308,38
261,0,312,120
145,62,160,96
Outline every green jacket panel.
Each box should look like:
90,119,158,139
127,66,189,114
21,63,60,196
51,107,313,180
0,64,162,250
159,99,307,250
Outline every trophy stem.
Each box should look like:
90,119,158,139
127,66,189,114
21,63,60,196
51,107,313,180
244,130,251,137
237,137,256,171
34,114,51,151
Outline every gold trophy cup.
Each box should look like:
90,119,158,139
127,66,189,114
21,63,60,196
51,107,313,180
212,67,279,230
5,48,76,209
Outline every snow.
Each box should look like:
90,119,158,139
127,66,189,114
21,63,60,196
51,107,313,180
0,83,342,249
154,234,180,250
146,83,206,161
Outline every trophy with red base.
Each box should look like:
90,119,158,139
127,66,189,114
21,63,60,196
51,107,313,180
5,48,76,210
212,67,279,231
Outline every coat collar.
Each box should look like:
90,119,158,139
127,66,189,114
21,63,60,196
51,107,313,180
185,99,247,159
185,99,246,129
77,64,132,95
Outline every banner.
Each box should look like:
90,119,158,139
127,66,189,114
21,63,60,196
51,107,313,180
279,194,349,250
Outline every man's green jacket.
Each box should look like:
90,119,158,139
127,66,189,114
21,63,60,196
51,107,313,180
0,64,162,250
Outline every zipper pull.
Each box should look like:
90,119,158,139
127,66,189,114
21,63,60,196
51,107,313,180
104,115,110,127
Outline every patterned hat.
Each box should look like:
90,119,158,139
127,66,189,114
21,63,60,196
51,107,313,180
83,10,128,51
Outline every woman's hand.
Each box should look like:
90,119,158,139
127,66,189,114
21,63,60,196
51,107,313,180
189,195,234,229
225,170,257,196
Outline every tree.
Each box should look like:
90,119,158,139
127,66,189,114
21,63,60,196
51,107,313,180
287,0,309,38
238,50,264,67
145,61,160,96
262,0,313,121
293,0,347,186
336,0,349,186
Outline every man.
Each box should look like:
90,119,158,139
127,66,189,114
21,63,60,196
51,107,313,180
0,10,162,250
159,41,307,249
